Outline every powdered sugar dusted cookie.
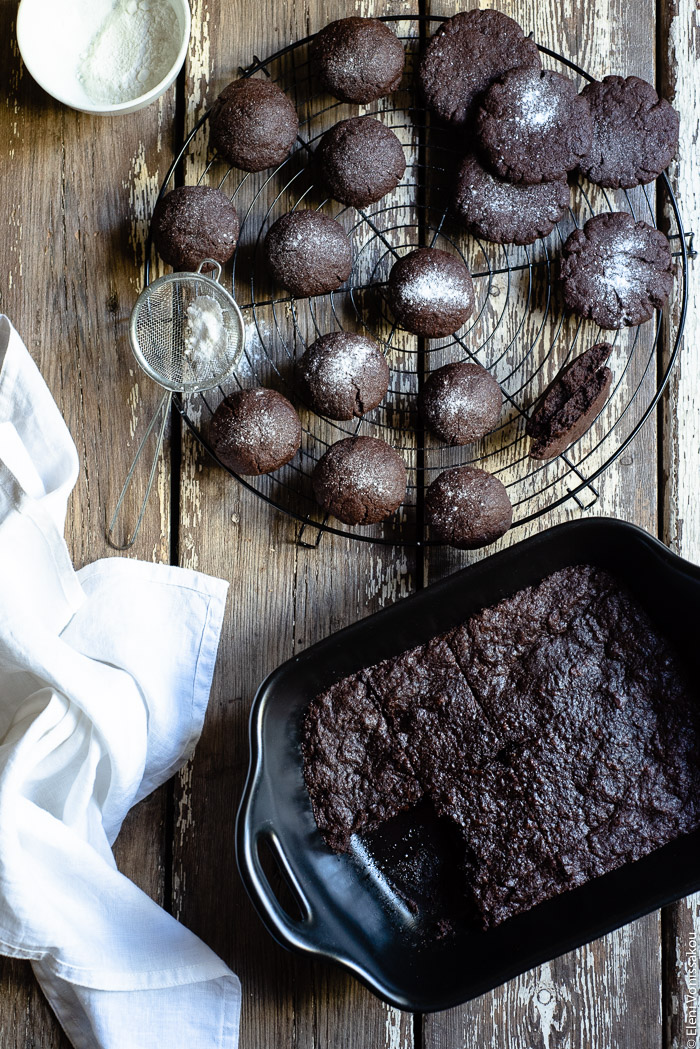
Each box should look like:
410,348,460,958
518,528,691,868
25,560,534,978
298,332,389,420
452,153,569,245
560,212,673,329
578,75,680,189
418,10,540,128
310,18,405,104
477,67,593,184
419,362,502,445
387,247,475,338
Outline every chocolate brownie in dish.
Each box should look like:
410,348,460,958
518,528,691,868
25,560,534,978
310,17,405,104
151,186,240,270
561,212,673,328
302,565,700,928
301,671,422,853
208,78,299,172
452,153,570,246
425,465,512,549
419,361,502,445
311,435,407,525
477,67,593,184
209,388,301,475
387,247,475,338
418,10,541,129
526,342,613,460
264,211,353,298
297,332,390,420
316,116,407,209
578,75,680,189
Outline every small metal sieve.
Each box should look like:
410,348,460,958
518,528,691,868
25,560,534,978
107,259,245,549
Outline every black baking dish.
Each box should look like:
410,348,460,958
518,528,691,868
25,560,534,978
236,518,700,1012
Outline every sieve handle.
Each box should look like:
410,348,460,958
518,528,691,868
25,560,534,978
106,389,172,550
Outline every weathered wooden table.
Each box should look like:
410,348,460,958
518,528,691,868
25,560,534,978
1,0,699,1045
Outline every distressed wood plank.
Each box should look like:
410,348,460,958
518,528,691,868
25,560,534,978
0,0,177,1042
422,1,663,1047
172,3,416,1049
659,2,700,1047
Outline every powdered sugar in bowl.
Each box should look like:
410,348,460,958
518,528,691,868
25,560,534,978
16,0,191,115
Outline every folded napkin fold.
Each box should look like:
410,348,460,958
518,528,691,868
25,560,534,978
0,316,240,1049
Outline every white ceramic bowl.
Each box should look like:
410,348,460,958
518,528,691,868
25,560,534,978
16,0,191,115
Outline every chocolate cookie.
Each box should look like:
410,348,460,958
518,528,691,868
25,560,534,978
425,465,512,549
310,17,405,104
210,388,301,475
477,67,593,184
419,362,502,445
418,10,541,128
209,78,299,172
561,212,673,329
151,186,240,270
452,153,570,245
526,342,613,460
298,332,390,420
312,435,406,525
316,116,406,209
578,75,680,189
264,211,353,297
387,248,475,338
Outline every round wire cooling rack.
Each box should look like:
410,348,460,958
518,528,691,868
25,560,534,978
145,15,693,548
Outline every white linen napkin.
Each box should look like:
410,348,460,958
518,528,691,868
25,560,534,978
0,315,241,1049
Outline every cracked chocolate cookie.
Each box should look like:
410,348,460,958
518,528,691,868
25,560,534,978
264,210,353,297
316,116,406,209
209,78,299,172
425,465,512,549
477,67,593,184
578,75,680,189
452,152,570,245
210,388,302,475
526,342,613,460
298,332,390,420
310,17,405,104
312,435,407,525
419,362,502,445
387,247,475,338
561,212,673,328
151,186,240,270
418,10,540,128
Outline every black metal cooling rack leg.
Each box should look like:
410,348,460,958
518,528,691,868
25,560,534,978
561,453,600,510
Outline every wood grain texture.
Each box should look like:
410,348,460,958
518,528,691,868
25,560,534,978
422,2,663,1048
659,3,700,1048
0,0,696,1045
0,0,177,1042
171,3,415,1049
